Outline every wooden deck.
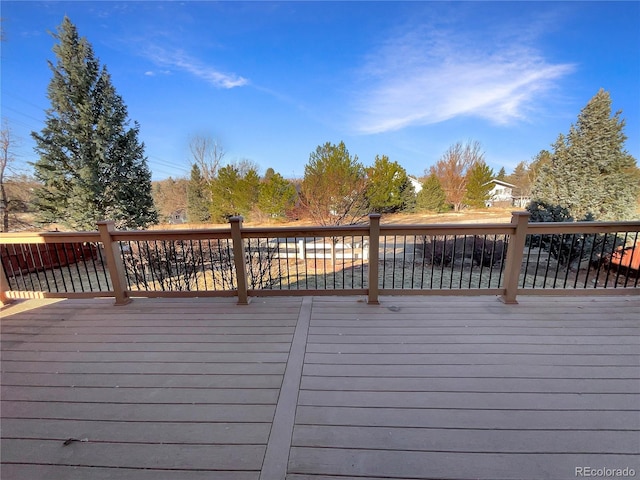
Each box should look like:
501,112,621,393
1,295,638,480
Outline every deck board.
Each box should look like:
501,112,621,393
1,295,638,480
1,297,300,479
288,295,640,480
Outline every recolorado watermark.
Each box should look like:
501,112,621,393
575,467,636,478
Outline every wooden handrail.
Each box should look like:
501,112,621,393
1,213,638,305
0,232,101,244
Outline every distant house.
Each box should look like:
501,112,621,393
485,179,516,207
407,176,422,194
168,210,187,224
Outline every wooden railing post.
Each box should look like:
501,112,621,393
97,221,131,305
229,216,249,305
500,211,530,304
0,259,14,305
368,213,381,305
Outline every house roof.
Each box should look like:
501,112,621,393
484,178,516,188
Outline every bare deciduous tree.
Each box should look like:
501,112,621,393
152,177,188,223
1,119,18,232
189,135,224,184
428,140,484,212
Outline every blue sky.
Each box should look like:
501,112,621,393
2,1,639,181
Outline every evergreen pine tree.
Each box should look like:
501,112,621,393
210,164,260,221
365,155,411,213
463,162,494,208
258,172,297,218
398,177,417,213
532,89,639,220
416,174,449,212
32,17,157,230
186,164,210,223
496,167,506,180
301,141,368,226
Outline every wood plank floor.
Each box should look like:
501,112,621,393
1,295,638,480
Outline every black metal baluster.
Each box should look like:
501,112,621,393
27,244,44,292
12,244,28,290
69,243,85,292
96,244,110,289
573,233,587,289
120,241,133,290
582,234,596,289
51,243,68,292
86,243,101,291
380,236,386,289
562,234,578,288
487,236,496,289
614,232,630,288
592,233,608,288
602,234,617,289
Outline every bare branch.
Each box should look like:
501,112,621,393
1,119,17,232
189,135,224,183
428,140,484,211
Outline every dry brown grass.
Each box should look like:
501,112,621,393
147,208,520,230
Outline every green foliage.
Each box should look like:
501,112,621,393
463,162,494,208
31,17,157,230
258,172,297,218
187,164,210,223
301,141,367,225
210,163,260,221
526,200,575,223
532,89,640,221
416,174,449,212
398,177,417,213
365,155,413,213
496,167,506,180
263,167,275,181
526,200,623,267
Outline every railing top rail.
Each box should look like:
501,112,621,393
0,231,101,244
380,223,515,236
1,219,638,246
110,229,232,241
527,221,640,234
239,224,370,238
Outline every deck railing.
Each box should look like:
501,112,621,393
1,212,638,305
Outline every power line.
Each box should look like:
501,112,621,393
2,105,44,125
3,92,48,112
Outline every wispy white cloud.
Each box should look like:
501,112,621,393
145,46,248,89
351,25,574,134
144,69,172,77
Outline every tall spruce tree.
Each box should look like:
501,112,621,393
32,17,157,230
186,164,210,223
463,161,494,208
416,173,448,212
532,89,639,221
